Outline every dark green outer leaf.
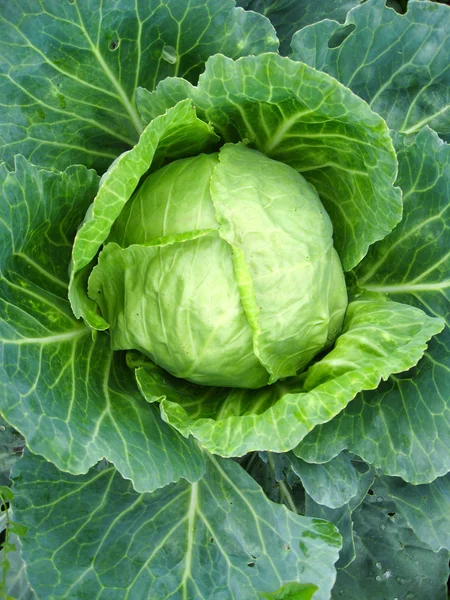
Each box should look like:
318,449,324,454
0,0,278,172
0,157,206,491
0,532,37,600
295,127,450,484
235,0,360,55
304,461,376,570
380,473,450,552
12,450,341,600
291,0,450,141
289,453,359,509
331,480,449,600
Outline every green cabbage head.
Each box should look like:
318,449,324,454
88,143,347,388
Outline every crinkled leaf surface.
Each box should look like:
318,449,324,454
136,52,402,270
69,98,219,328
380,473,450,552
12,450,341,600
0,156,205,492
288,453,359,509
304,460,375,570
291,0,450,141
235,0,360,55
0,0,277,172
295,127,450,484
135,297,442,456
331,479,449,600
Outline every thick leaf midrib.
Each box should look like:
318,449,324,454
3,71,137,147
366,25,433,110
3,277,74,322
26,136,118,160
362,280,450,293
402,104,450,136
179,482,199,598
123,497,193,596
399,34,450,134
2,20,138,146
355,208,449,286
264,107,320,153
14,252,68,290
297,162,370,178
72,2,143,136
2,328,88,346
208,455,271,556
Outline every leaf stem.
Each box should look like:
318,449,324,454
267,453,298,514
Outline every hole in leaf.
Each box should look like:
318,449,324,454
285,543,291,551
367,489,374,496
209,537,214,543
109,38,120,51
247,561,255,568
0,528,5,550
387,512,396,517
327,24,356,49
385,0,407,14
161,45,177,64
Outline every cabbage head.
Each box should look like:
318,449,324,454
88,143,347,388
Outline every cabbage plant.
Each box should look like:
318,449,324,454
0,0,449,599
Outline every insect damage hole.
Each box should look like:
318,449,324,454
327,24,356,49
161,45,177,64
109,38,120,51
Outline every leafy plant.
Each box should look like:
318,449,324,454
0,0,449,598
